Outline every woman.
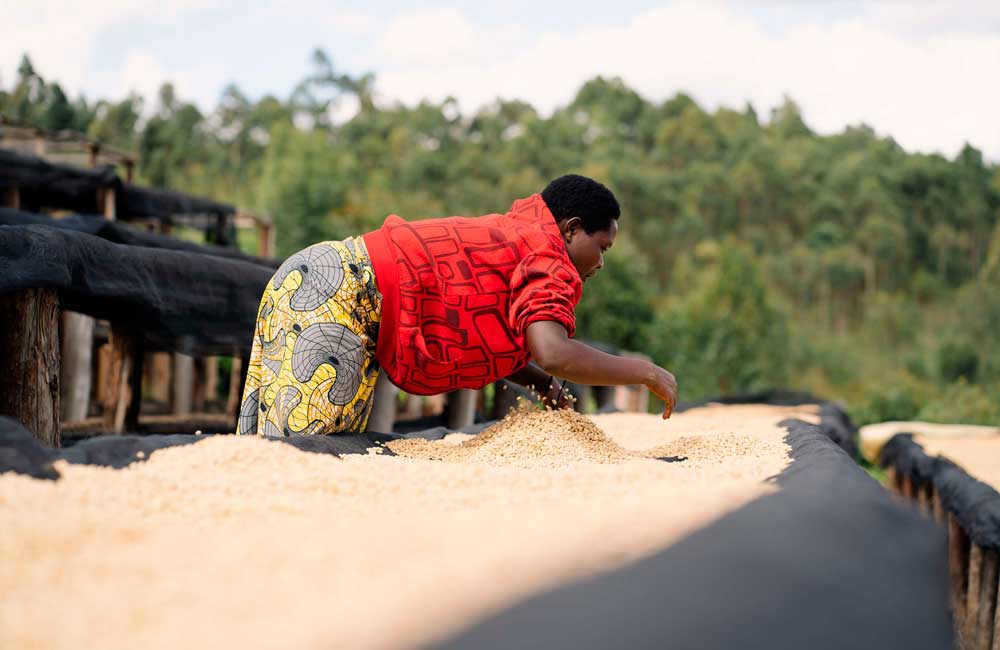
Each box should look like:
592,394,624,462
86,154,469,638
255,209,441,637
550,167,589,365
236,174,678,436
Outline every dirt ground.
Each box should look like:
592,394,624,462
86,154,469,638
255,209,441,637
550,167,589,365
915,434,1000,490
0,403,817,650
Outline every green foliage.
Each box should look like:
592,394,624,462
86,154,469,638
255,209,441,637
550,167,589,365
258,124,349,257
657,239,790,398
574,236,655,352
938,339,979,383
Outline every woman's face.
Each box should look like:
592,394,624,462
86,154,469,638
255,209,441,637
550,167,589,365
562,218,618,282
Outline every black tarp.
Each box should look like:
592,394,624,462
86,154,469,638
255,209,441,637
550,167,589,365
0,416,405,477
116,183,233,219
436,416,953,650
0,148,115,214
880,433,1000,550
1,147,236,220
0,224,272,355
0,207,279,267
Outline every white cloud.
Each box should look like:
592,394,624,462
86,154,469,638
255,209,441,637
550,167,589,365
0,0,217,100
370,1,1000,159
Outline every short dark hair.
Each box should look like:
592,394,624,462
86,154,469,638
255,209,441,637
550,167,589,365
541,174,620,234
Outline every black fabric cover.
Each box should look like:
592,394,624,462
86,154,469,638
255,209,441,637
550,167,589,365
0,224,272,355
436,418,953,650
0,416,59,479
116,183,233,219
881,433,1000,550
0,207,279,267
0,416,402,478
0,148,115,214
1,148,235,219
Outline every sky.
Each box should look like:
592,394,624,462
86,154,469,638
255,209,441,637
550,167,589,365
2,0,999,159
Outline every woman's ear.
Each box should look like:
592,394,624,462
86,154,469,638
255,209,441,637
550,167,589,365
562,216,583,243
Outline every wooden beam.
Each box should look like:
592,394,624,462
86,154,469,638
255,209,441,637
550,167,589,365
60,310,94,421
0,288,61,446
101,325,142,433
1,185,20,209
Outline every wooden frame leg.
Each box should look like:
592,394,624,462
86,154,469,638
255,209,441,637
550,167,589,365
102,325,142,433
446,389,477,430
366,373,398,433
969,545,986,646
976,549,997,650
951,514,971,636
60,310,94,421
0,288,60,446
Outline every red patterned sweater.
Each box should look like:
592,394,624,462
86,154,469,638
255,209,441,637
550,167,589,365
362,194,582,395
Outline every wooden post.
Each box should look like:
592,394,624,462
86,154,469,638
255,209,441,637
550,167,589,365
423,393,445,417
366,373,399,433
172,352,195,415
1,185,20,209
950,514,970,638
101,325,142,433
225,353,243,417
595,385,616,412
97,186,116,220
60,310,94,421
976,549,998,650
204,356,219,404
0,289,61,446
150,352,172,403
933,486,945,523
969,545,986,646
993,575,1000,650
917,481,931,514
447,389,477,430
886,466,900,495
192,357,206,413
400,392,423,420
257,222,275,258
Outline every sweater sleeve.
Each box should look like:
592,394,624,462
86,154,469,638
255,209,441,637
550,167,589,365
508,252,581,338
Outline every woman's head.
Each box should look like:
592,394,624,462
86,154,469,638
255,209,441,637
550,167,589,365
541,174,620,281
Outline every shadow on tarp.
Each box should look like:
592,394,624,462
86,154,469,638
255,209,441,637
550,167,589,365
880,433,1000,550
433,416,953,650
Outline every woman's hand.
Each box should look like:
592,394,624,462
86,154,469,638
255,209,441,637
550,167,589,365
542,377,575,410
644,364,678,419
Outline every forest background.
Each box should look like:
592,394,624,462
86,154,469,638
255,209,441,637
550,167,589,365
3,51,999,426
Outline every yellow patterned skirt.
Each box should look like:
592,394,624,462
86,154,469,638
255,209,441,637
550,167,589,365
236,236,382,436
